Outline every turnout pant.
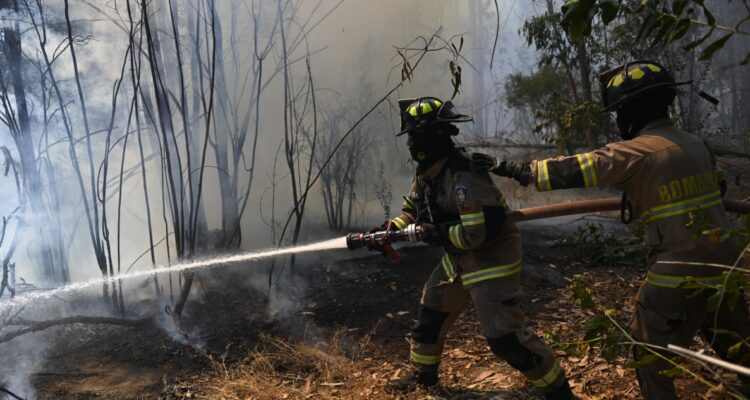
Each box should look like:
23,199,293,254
630,281,750,399
409,258,566,393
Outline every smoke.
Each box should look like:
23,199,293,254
0,0,554,396
0,335,45,399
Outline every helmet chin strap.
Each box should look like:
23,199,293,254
614,92,673,140
616,112,638,140
407,130,456,171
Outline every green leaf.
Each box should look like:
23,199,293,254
659,366,683,378
710,328,743,340
626,354,659,368
671,0,689,15
667,18,692,44
702,4,715,26
650,14,677,47
585,316,608,331
570,275,597,309
637,12,660,42
598,0,619,24
603,334,624,361
699,33,734,61
683,27,714,51
561,0,597,41
707,287,726,312
728,341,745,359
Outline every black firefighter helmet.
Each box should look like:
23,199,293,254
598,60,691,112
397,97,472,136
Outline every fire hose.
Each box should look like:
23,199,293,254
346,198,750,260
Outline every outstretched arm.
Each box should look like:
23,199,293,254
473,145,645,192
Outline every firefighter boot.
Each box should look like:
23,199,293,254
544,380,578,400
385,367,438,393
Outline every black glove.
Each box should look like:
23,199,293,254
366,221,394,254
420,223,450,246
471,153,531,187
471,152,500,172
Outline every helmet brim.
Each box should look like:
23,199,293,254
602,80,692,112
396,117,473,136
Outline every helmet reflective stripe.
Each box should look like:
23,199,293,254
598,60,689,112
397,96,470,135
609,67,646,88
628,67,645,80
608,74,625,88
408,99,442,117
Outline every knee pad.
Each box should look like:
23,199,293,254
412,306,450,344
487,333,543,373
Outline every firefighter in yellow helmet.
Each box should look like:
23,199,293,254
376,97,577,398
473,61,750,399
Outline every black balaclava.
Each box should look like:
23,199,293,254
407,123,458,171
615,88,675,140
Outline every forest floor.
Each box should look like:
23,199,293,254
21,205,750,400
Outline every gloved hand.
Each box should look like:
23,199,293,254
420,223,450,246
366,221,393,254
471,152,501,172
471,153,531,187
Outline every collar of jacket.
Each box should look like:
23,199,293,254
419,157,448,179
634,118,674,137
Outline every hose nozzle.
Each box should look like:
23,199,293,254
345,223,426,250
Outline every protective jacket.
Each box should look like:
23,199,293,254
390,149,567,393
530,119,740,282
527,119,750,399
391,150,522,287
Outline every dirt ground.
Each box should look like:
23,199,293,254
11,208,747,400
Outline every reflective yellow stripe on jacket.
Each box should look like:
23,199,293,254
392,216,409,230
536,160,552,192
640,190,723,224
576,153,598,187
646,271,726,289
460,211,485,226
531,361,563,388
441,253,458,282
410,350,440,365
449,225,466,249
462,259,522,287
402,196,415,211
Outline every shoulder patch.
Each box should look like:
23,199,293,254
454,184,470,212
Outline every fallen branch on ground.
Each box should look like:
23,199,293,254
0,315,149,344
0,385,24,400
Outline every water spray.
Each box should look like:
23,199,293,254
0,237,349,311
4,198,747,312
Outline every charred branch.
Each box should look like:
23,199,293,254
0,315,149,344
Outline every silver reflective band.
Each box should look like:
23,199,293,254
405,224,419,242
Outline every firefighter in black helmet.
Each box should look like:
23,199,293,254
473,61,750,399
377,97,577,399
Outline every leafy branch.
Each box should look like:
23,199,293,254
560,0,750,63
393,33,467,100
566,274,748,398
